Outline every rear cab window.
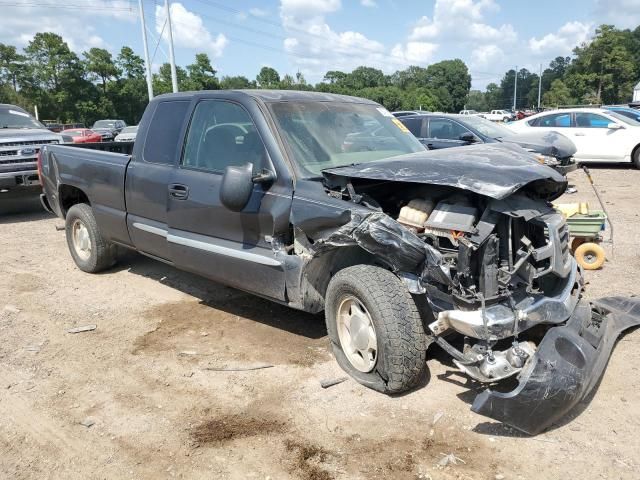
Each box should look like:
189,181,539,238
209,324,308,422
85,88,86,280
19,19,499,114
143,101,191,164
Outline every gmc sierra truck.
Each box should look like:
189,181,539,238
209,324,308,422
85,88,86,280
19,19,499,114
0,104,63,197
39,90,640,434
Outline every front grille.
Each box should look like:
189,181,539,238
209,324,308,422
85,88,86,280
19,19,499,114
0,165,35,173
0,139,57,148
0,158,36,165
558,219,570,260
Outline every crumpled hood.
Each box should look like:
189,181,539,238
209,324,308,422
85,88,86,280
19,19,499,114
500,130,577,159
0,128,61,141
322,143,567,200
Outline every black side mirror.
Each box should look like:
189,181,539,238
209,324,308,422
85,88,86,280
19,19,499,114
220,163,275,212
220,163,254,212
459,132,478,143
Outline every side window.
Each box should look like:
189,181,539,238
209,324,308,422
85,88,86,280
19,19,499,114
575,112,610,128
182,100,266,172
428,118,470,140
401,117,423,137
143,101,190,164
535,113,571,128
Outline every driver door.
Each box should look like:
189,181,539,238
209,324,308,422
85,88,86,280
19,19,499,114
425,117,474,149
166,99,289,300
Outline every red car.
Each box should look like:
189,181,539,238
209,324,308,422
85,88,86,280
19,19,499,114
61,128,102,144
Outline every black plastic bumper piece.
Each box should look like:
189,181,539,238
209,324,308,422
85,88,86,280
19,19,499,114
471,296,640,435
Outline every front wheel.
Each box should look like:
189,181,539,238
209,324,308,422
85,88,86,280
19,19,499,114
65,203,118,273
633,146,640,169
325,265,429,393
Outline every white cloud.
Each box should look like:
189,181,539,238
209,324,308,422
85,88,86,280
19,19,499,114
529,21,593,56
0,0,136,53
361,0,377,7
155,2,227,58
408,0,515,43
470,44,504,69
594,0,640,29
391,42,439,64
280,0,436,76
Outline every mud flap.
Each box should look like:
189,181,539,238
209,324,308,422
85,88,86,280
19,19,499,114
471,296,640,435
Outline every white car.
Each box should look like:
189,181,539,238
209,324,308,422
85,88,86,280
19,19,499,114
114,125,138,142
459,109,480,115
508,108,640,167
483,109,512,122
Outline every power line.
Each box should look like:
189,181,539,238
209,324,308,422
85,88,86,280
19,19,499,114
0,1,134,11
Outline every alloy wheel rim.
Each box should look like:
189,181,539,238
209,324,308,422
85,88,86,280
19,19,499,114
336,295,378,373
71,219,91,261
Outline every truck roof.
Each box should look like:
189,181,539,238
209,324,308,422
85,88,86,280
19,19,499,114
152,89,379,105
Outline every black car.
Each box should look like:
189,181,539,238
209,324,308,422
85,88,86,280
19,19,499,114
399,113,577,174
91,119,127,141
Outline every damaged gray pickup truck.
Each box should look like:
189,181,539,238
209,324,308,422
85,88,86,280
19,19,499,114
39,91,640,435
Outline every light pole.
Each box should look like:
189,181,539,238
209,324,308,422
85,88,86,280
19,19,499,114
138,0,154,100
165,0,179,93
513,65,517,111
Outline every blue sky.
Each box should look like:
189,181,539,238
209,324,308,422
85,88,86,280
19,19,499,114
2,0,639,89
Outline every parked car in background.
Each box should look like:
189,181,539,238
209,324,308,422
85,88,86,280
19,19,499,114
91,119,127,141
458,109,479,115
392,110,420,118
508,108,640,168
0,104,63,196
482,109,512,122
114,125,138,142
604,106,640,123
398,113,576,174
43,121,63,132
61,128,102,144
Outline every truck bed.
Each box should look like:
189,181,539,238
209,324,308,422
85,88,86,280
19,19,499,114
40,143,131,241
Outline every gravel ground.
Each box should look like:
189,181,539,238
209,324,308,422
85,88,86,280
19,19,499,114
0,167,639,480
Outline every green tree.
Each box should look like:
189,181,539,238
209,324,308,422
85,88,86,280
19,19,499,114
323,70,348,85
465,90,487,111
220,75,253,89
84,48,120,94
256,66,280,88
0,43,25,91
346,66,387,89
185,53,219,90
542,79,574,107
153,63,188,94
117,46,145,79
483,83,502,109
424,60,471,112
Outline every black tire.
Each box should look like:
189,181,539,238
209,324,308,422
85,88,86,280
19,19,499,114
65,203,117,273
633,146,640,169
325,265,429,394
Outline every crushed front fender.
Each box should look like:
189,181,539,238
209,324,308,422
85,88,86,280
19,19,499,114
471,296,640,435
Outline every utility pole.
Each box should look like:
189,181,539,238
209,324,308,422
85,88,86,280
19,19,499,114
537,63,542,109
138,0,154,100
165,0,179,93
513,65,517,111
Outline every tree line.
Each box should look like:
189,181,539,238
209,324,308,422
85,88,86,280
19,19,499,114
0,25,638,126
467,25,640,111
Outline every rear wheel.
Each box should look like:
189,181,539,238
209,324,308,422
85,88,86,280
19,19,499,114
633,146,640,169
65,203,117,273
325,265,429,393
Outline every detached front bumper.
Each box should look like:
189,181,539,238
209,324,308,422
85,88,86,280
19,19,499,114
471,296,640,435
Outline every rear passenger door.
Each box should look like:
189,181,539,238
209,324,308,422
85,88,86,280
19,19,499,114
166,99,290,300
125,100,190,261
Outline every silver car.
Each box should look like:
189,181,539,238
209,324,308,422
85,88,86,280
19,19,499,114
114,125,138,142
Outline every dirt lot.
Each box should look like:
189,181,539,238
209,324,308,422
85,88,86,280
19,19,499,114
1,167,639,480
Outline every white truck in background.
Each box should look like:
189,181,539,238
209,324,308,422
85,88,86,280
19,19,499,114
0,104,63,197
482,109,513,122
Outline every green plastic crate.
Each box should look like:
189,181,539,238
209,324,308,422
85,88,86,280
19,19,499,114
566,210,607,238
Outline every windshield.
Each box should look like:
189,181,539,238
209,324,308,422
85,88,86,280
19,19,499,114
120,126,137,134
0,107,45,129
268,102,424,176
607,110,640,126
93,120,115,128
458,114,514,138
